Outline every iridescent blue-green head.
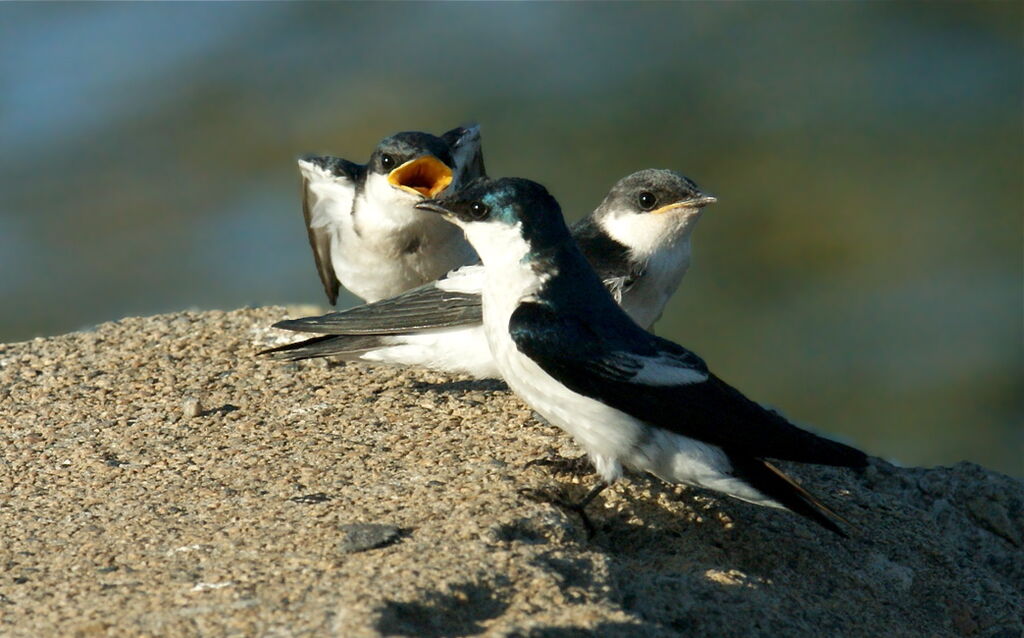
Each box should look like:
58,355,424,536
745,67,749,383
416,177,573,264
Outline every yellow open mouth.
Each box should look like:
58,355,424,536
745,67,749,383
388,156,453,198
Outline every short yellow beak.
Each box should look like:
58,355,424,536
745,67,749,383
650,194,718,215
388,156,453,198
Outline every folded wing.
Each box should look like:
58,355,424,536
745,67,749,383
509,302,867,468
273,270,484,336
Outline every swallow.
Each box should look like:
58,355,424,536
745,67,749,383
298,125,485,304
413,177,868,536
264,169,715,379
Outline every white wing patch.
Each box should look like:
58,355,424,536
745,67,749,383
626,353,708,386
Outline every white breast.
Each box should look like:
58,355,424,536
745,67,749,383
466,222,640,481
332,174,476,302
619,239,692,329
599,207,701,330
492,336,769,503
435,263,486,295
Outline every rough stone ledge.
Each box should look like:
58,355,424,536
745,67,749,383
0,307,1021,637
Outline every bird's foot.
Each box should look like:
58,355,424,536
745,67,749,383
524,453,594,478
518,482,607,538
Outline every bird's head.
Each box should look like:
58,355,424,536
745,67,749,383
415,177,571,266
370,131,457,199
593,169,716,259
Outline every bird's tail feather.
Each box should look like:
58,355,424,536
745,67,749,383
729,455,853,538
258,334,385,361
703,373,869,469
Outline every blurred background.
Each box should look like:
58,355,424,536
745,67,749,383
0,3,1020,475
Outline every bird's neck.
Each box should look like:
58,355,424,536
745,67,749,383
479,230,620,333
470,223,548,329
362,173,427,228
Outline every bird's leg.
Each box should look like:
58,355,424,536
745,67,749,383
518,480,608,538
575,481,607,509
562,481,608,538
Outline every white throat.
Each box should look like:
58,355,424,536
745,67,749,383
599,208,702,261
598,208,701,329
363,172,422,226
461,220,548,347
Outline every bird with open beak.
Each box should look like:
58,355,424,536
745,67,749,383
297,125,485,304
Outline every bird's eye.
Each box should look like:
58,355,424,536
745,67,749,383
638,191,657,211
381,154,396,170
469,201,490,220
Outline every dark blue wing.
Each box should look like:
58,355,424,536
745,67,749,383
509,302,866,467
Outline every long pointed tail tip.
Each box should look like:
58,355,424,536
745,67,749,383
256,343,304,360
256,334,338,360
271,319,305,331
816,505,857,539
734,456,861,540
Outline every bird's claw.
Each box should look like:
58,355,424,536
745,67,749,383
524,453,594,477
517,484,604,539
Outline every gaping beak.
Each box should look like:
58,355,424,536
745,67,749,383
388,155,453,198
650,193,718,215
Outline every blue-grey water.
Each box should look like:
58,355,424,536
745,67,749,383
0,3,1020,475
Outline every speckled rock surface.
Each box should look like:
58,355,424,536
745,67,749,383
1,308,1021,637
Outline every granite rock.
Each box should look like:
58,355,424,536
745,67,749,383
0,308,1020,637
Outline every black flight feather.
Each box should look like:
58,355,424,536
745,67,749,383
273,283,483,336
725,454,852,537
259,333,386,361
